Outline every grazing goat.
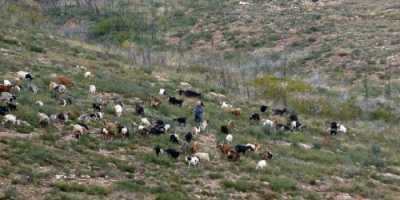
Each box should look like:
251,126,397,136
17,71,33,80
246,143,261,152
55,75,73,87
178,89,201,98
330,122,347,135
72,123,89,139
261,151,273,160
250,113,261,121
135,103,144,116
150,96,162,107
186,156,200,167
256,160,267,170
89,85,96,95
262,119,275,128
217,144,233,155
200,120,208,131
38,113,50,127
229,108,241,117
221,125,229,134
114,103,123,117
35,100,44,107
170,134,180,144
168,96,183,107
118,124,129,138
227,150,240,161
159,88,167,96
141,118,152,127
174,117,187,126
273,108,288,116
235,144,253,154
92,102,102,112
84,71,92,78
190,142,200,154
163,148,180,159
221,101,233,109
260,105,268,113
225,134,233,144
185,132,193,143
194,152,210,162
3,114,19,125
192,126,201,135
51,112,69,123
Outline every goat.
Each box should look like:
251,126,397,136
200,120,208,131
174,117,186,126
190,142,200,154
114,103,123,117
170,134,180,144
51,112,69,123
273,108,288,116
118,124,129,138
185,132,193,143
246,143,261,152
262,119,275,128
135,103,144,116
17,71,33,80
168,96,183,107
235,144,252,154
221,125,229,134
228,108,241,117
178,89,201,98
261,151,273,160
55,75,73,87
163,148,180,159
217,144,233,155
2,114,19,125
194,152,210,162
260,105,268,113
256,160,267,170
140,118,152,127
225,134,233,144
192,126,201,135
72,123,89,139
0,84,12,93
186,156,200,167
84,71,92,78
89,85,96,95
150,96,162,107
35,100,44,107
92,102,102,112
221,101,233,109
3,80,11,86
159,88,167,96
227,150,240,161
250,113,261,121
38,112,50,127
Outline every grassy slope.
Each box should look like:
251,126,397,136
0,2,400,200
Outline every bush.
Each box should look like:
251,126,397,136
54,181,110,196
267,176,297,192
222,180,256,192
155,191,190,200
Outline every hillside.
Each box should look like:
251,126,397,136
0,1,400,200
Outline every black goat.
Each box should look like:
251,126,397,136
250,113,260,121
330,122,338,135
170,134,180,144
273,108,288,116
154,145,162,156
235,144,252,154
174,117,187,126
164,148,180,159
135,104,144,116
260,105,268,113
221,125,229,134
92,103,102,112
185,132,193,143
178,89,202,98
168,96,184,107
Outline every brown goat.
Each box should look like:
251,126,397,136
0,84,12,93
190,142,200,154
217,143,233,155
55,75,73,87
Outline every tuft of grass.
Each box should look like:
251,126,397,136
267,176,297,192
53,181,111,196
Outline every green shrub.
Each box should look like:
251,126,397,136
222,180,256,192
155,191,190,200
267,176,297,192
54,181,110,196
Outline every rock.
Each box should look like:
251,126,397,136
335,193,353,200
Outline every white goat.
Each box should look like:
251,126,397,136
225,134,233,144
114,104,123,117
194,152,210,162
256,160,267,170
89,85,96,95
186,156,200,167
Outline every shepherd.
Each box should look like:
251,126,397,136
193,101,204,125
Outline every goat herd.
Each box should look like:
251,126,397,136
0,69,347,170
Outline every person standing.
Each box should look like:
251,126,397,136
194,101,204,125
